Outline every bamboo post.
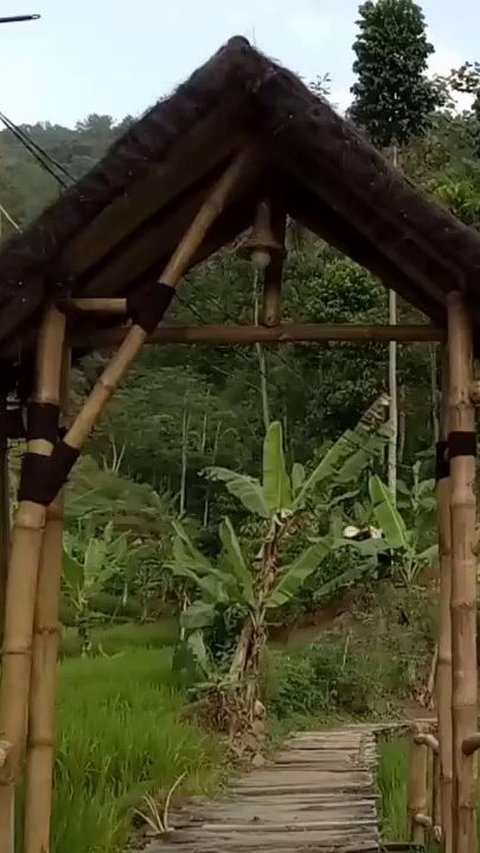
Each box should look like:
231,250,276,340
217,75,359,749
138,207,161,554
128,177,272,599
448,291,478,853
437,346,453,853
433,749,443,843
0,396,9,642
408,727,429,844
24,349,70,853
0,306,66,853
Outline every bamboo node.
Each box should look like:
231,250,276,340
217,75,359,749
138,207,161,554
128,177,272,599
414,733,439,753
414,813,433,828
462,733,480,756
0,741,11,768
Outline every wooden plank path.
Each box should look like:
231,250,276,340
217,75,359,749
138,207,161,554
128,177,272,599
147,725,381,852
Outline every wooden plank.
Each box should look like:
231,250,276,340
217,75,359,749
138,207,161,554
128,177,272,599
143,725,380,853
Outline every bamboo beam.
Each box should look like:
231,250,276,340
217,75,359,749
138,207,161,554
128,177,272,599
437,346,453,853
69,322,445,349
24,349,70,853
408,729,429,845
0,306,66,853
448,291,478,853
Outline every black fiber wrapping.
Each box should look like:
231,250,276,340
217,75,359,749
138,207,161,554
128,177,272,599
435,440,449,481
17,441,79,505
449,430,477,460
26,401,59,442
127,281,175,333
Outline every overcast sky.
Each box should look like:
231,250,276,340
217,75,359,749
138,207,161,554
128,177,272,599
0,0,478,127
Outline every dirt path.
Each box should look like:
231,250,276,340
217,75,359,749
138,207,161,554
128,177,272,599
147,725,380,852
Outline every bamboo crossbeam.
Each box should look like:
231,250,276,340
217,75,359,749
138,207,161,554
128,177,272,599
70,322,445,349
66,297,127,314
448,291,478,853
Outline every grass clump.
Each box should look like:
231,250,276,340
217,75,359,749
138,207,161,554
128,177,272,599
18,648,227,853
377,735,409,841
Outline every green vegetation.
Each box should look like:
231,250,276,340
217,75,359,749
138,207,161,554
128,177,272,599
15,649,226,853
377,736,409,841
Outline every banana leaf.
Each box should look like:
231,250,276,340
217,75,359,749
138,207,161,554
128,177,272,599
369,475,410,550
219,517,255,608
262,421,292,513
204,467,269,518
267,539,330,608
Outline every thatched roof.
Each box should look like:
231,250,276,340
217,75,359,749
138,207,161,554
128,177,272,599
1,35,480,389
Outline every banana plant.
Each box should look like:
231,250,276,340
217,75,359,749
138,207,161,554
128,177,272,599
204,393,391,520
63,520,129,655
168,401,390,725
368,474,438,585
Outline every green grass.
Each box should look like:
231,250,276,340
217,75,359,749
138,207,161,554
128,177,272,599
60,618,179,657
17,647,227,853
377,735,409,841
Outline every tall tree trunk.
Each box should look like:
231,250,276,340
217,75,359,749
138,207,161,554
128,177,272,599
398,384,406,464
388,144,399,500
203,419,221,528
253,271,270,431
179,395,190,517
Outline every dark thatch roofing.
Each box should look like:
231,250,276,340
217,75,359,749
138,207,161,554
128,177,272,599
1,35,480,385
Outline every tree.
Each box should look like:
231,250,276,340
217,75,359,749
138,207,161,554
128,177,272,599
350,0,439,148
350,0,441,500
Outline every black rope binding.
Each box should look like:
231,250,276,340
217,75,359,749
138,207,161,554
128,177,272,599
127,281,175,334
435,440,449,481
449,431,477,460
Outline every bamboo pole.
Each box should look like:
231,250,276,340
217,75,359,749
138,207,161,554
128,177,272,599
437,346,453,853
408,727,429,845
0,397,10,642
448,291,478,853
69,322,445,349
261,207,286,328
24,348,70,853
62,147,250,456
433,749,443,843
0,306,66,853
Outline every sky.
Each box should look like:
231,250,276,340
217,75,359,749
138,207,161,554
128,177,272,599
0,0,478,128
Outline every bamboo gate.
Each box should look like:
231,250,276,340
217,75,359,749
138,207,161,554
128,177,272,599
0,151,478,853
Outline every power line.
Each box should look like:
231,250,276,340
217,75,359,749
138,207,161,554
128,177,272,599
0,111,74,188
0,14,40,25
